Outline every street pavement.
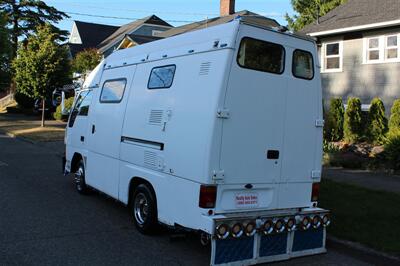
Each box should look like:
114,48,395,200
0,134,386,266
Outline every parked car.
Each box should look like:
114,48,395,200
63,18,329,266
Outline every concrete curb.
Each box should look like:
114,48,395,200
327,235,400,264
0,130,38,145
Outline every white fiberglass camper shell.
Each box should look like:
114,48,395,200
63,17,330,265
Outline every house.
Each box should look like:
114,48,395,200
302,0,400,111
68,21,119,57
97,15,172,57
158,0,280,38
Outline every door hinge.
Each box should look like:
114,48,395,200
315,119,324,127
311,170,321,179
217,109,230,119
212,170,225,180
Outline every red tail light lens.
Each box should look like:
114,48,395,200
199,185,217,208
311,182,320,202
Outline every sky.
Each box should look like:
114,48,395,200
44,0,295,33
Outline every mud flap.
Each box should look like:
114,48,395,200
210,227,326,266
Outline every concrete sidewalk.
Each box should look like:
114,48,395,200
323,167,400,194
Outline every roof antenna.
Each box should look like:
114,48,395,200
206,16,208,28
316,0,320,24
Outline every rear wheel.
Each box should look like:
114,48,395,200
74,160,89,194
131,184,158,234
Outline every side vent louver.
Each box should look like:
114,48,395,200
199,62,211,75
144,151,157,169
149,110,164,125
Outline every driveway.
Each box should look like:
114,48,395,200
0,134,388,265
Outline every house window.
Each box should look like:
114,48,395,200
152,30,162,36
364,34,400,63
386,35,399,60
100,79,127,103
323,42,342,72
148,65,176,89
367,37,381,61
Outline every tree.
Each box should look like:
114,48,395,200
367,98,387,144
0,0,69,58
0,12,11,92
326,98,344,141
72,48,102,77
13,24,71,127
389,99,400,136
344,97,362,143
286,0,347,32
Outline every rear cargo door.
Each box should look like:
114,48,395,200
218,27,288,211
277,48,322,209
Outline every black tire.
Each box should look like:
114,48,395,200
74,160,89,195
131,184,158,234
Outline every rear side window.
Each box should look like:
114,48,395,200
148,65,176,89
237,37,285,74
100,79,127,103
292,49,314,80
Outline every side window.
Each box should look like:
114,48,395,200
100,79,127,103
293,49,314,80
148,65,176,89
237,37,285,74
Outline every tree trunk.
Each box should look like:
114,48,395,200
12,2,19,59
41,97,46,127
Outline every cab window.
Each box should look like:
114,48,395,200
68,90,92,128
293,49,314,80
237,37,285,74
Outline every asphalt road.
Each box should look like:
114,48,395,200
0,134,383,265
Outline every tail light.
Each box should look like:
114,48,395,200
311,182,320,202
199,185,217,208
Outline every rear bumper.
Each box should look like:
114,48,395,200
210,208,330,265
212,227,326,265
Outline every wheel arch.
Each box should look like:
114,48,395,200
70,152,83,173
128,177,158,209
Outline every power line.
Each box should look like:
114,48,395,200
59,2,218,17
64,11,197,23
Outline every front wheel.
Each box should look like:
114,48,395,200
131,184,158,234
74,160,89,194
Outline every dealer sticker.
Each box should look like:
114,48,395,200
235,193,259,208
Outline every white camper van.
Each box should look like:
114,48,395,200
63,18,330,265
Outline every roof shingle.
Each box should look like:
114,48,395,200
157,10,280,38
302,0,400,35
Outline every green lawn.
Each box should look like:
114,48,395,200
319,179,400,255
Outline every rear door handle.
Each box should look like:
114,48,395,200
267,150,279,159
91,125,96,134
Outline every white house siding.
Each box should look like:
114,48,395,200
320,27,400,111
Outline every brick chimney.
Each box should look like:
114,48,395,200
220,0,235,16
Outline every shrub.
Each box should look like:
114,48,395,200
389,99,400,135
367,98,388,144
326,98,344,141
53,97,74,121
14,89,35,109
384,133,400,170
344,97,363,143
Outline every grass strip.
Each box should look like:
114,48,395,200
320,179,400,255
